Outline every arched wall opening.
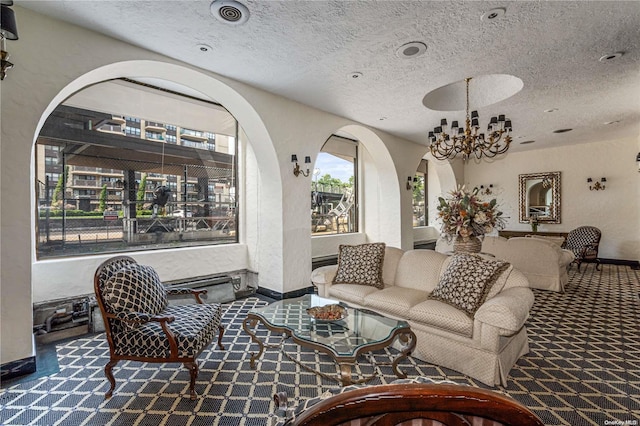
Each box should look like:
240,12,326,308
30,60,282,303
311,124,404,257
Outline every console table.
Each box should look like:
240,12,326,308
499,230,568,239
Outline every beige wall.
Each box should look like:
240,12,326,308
464,138,640,260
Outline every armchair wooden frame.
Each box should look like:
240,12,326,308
275,382,544,426
94,255,225,400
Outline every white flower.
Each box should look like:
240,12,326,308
474,211,488,225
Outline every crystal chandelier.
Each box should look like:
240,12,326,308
428,77,513,161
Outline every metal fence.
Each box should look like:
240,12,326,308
36,148,237,259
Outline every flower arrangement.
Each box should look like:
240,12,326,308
529,215,539,232
437,185,505,242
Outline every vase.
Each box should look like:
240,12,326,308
453,235,482,253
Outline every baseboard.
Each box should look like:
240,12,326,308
599,258,640,269
0,355,37,382
256,286,315,301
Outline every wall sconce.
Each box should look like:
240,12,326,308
1,1,19,81
587,177,606,191
292,154,311,177
406,176,419,190
636,152,640,172
473,184,494,195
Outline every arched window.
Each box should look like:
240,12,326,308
412,159,428,227
311,135,358,235
35,79,239,259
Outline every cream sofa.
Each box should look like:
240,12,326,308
311,247,534,387
481,236,575,292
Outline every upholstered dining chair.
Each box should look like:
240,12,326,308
565,226,602,271
93,256,225,400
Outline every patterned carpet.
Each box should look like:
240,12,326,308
0,264,638,426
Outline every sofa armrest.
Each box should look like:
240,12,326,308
311,265,338,298
475,287,534,334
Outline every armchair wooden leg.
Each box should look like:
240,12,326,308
184,361,199,400
104,359,119,399
595,260,601,271
217,325,225,350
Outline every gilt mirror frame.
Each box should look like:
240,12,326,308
519,171,561,224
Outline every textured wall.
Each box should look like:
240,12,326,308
464,138,640,261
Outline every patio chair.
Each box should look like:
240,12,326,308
327,190,355,233
565,226,601,271
93,255,225,400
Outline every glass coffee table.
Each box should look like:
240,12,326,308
242,294,416,386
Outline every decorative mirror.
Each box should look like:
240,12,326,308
519,171,561,224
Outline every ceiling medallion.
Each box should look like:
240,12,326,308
428,77,513,162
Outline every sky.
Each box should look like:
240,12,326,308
313,152,353,183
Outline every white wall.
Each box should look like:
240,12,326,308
1,7,432,366
464,138,640,260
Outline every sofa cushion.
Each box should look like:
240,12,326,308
408,299,474,336
429,253,510,318
364,287,428,318
112,303,222,358
486,264,513,300
528,235,565,247
103,263,168,329
328,284,379,306
333,243,385,288
394,250,448,292
382,246,405,286
333,243,386,289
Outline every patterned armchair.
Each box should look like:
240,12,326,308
565,226,602,271
93,256,225,400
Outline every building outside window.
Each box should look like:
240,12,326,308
35,81,239,259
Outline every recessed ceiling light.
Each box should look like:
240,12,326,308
379,117,387,121
544,108,558,113
395,42,427,59
520,140,536,144
196,44,212,53
481,7,506,21
604,120,621,125
210,0,249,25
553,128,573,133
599,52,624,62
348,72,363,80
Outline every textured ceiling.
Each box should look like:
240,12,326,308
19,0,640,152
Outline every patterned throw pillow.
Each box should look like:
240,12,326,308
332,243,386,289
103,263,168,323
429,253,510,318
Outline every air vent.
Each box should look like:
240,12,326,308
210,0,249,25
553,128,573,133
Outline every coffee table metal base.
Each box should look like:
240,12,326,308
242,314,417,386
